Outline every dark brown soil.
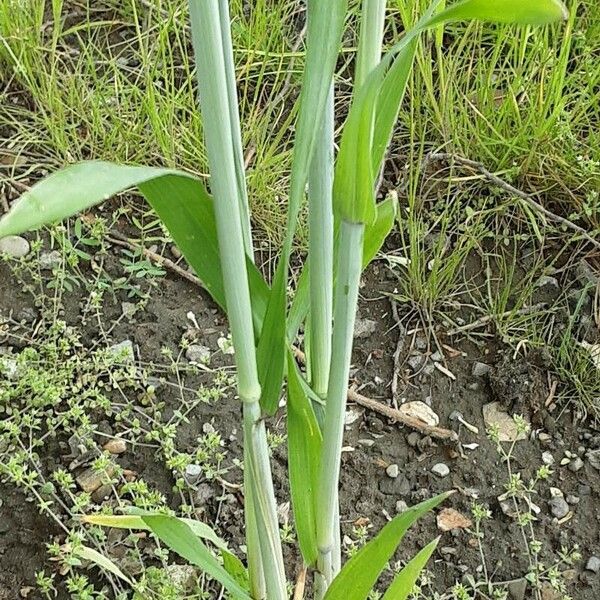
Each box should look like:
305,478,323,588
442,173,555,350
1,234,599,599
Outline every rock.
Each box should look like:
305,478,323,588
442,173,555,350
166,564,196,592
194,483,214,505
431,463,450,478
540,583,561,600
76,466,115,493
408,355,426,372
568,457,584,473
436,508,472,532
566,494,579,505
185,464,202,485
537,276,559,289
107,340,134,364
103,439,127,455
406,432,421,448
589,451,600,471
548,496,570,519
395,500,408,513
186,344,211,365
379,474,410,496
91,484,112,503
507,578,528,600
482,402,528,442
499,500,518,519
358,438,375,448
354,318,377,339
386,464,399,478
541,451,554,466
586,556,600,573
399,401,439,427
217,335,235,355
170,245,182,259
38,250,61,270
472,362,492,377
430,350,444,362
121,302,137,320
0,235,30,258
344,408,362,427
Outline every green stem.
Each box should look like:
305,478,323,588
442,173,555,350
308,85,335,399
355,0,387,89
188,3,286,597
316,220,364,594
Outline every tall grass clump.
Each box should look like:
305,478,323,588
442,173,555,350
0,0,567,597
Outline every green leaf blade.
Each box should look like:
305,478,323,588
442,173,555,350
323,493,450,600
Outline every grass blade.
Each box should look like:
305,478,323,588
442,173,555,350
323,493,450,600
74,546,134,587
381,538,440,600
287,349,323,565
141,514,252,600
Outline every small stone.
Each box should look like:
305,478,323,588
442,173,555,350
121,302,137,320
406,432,421,447
91,484,112,503
354,318,377,339
568,457,584,472
542,451,554,466
483,402,529,442
170,245,182,259
415,337,427,350
107,340,135,364
585,556,600,573
358,438,375,448
386,464,400,478
436,508,472,532
399,401,439,427
537,276,559,289
507,578,527,600
431,463,450,478
184,464,203,485
566,495,580,505
472,362,492,377
467,382,480,391
186,344,211,365
430,351,444,363
538,432,552,443
76,466,115,493
439,546,457,557
540,583,561,600
166,564,196,592
103,439,127,455
395,500,408,513
548,496,570,519
408,354,426,372
38,250,62,270
0,235,30,258
379,474,410,496
344,408,362,427
499,500,518,519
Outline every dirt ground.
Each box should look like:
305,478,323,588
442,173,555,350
1,227,599,599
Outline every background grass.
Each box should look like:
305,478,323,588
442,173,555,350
1,0,599,415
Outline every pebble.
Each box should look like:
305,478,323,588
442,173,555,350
568,457,584,473
400,401,439,427
408,354,426,372
103,439,127,455
472,361,492,377
107,340,135,363
395,500,408,513
406,432,421,448
507,578,528,600
170,245,182,259
186,344,211,365
354,318,377,339
548,496,570,519
430,350,443,363
76,466,115,493
379,474,410,496
38,250,62,270
436,508,472,532
431,463,450,478
358,438,375,448
585,556,600,573
386,464,400,478
542,451,554,466
0,235,30,258
184,464,202,485
566,495,580,505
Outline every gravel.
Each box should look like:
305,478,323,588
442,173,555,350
386,464,400,478
431,463,450,478
548,496,570,519
0,235,30,258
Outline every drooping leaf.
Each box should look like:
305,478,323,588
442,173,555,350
221,549,250,592
323,493,450,600
74,545,134,586
82,512,230,552
0,161,270,331
381,538,440,600
286,349,323,565
141,515,252,600
427,0,568,26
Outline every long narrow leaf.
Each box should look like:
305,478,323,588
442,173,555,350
287,349,323,565
75,546,134,586
141,514,252,600
323,493,450,600
382,538,440,600
0,161,269,329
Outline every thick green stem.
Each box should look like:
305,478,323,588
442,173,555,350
316,220,364,594
244,460,266,599
189,3,286,597
355,0,387,89
308,85,335,399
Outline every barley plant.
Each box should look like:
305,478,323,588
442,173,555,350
0,1,568,598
